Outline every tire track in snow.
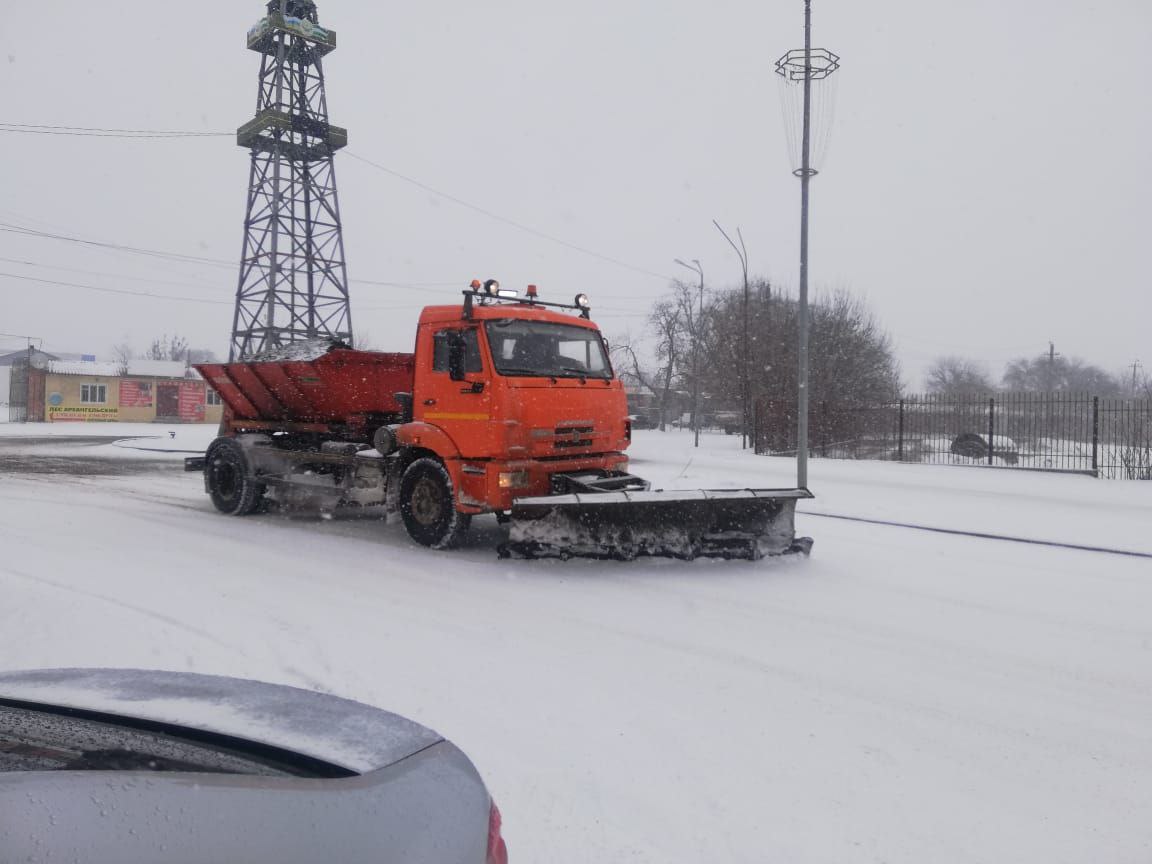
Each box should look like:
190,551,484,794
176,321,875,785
804,511,1152,559
0,563,331,692
0,564,242,651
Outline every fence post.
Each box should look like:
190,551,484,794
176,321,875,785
897,398,905,461
1092,396,1099,477
820,400,828,458
987,397,995,464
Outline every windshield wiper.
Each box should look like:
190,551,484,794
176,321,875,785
558,366,608,379
497,366,546,376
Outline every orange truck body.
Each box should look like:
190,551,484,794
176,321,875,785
197,296,631,516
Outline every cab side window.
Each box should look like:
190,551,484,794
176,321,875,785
432,329,483,373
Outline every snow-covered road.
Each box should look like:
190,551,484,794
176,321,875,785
2,426,1151,862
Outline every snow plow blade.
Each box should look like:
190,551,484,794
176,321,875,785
501,488,814,561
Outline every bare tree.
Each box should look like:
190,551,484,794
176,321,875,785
700,282,900,452
110,342,133,376
609,337,657,391
1002,354,1122,394
145,334,189,363
926,356,995,394
649,296,685,431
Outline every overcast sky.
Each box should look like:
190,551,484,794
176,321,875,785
2,1,1149,386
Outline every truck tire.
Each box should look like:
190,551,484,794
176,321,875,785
399,457,470,549
205,438,266,516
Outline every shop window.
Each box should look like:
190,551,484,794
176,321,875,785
80,384,107,404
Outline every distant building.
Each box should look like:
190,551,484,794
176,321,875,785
0,349,59,367
12,359,224,424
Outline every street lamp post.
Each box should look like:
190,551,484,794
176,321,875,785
713,221,750,449
776,1,839,489
674,257,704,448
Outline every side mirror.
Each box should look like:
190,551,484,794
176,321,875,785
447,332,467,382
394,392,414,423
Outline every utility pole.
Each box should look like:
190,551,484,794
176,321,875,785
1131,359,1144,395
713,220,750,449
674,258,705,448
1046,341,1060,391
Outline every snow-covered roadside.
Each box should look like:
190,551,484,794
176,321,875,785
2,431,1151,863
632,429,1152,555
0,422,212,440
0,423,217,460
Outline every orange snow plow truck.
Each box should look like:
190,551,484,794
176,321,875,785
189,282,812,560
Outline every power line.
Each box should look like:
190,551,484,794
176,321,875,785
0,255,227,293
0,222,235,268
345,150,675,283
0,267,417,311
2,124,676,285
0,123,230,139
0,260,649,318
0,251,458,294
0,270,229,305
0,219,468,290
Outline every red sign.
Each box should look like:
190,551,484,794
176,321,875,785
119,380,154,408
178,381,206,421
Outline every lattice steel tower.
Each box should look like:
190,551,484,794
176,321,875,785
230,0,352,359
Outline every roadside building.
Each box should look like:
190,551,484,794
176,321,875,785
15,359,224,424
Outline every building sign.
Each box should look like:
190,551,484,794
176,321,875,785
177,381,206,422
47,405,119,422
247,14,333,48
247,16,270,43
119,380,153,408
282,15,330,41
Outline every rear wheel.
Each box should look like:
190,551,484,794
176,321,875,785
399,457,470,549
205,438,266,515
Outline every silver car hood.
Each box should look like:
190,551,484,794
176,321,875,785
0,668,442,774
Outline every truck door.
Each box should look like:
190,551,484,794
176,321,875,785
417,326,493,457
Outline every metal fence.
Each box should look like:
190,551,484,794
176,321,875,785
754,392,1152,480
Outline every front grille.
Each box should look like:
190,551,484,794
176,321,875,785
553,426,594,449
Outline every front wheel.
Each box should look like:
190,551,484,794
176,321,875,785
205,438,266,515
399,458,470,549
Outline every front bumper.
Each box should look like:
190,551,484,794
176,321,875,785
453,452,630,513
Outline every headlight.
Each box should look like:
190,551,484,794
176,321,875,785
497,470,531,489
484,279,501,296
574,293,590,309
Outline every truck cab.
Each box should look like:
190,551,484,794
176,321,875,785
400,290,632,516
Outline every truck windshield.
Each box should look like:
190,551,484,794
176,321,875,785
484,319,612,379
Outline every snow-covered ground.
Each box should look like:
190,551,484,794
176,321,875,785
2,426,1151,863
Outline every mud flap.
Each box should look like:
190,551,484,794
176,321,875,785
500,488,814,560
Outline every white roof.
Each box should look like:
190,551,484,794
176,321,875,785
44,359,191,378
126,359,190,378
46,360,121,376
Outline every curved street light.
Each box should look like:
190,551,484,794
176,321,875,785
712,221,750,449
674,258,704,448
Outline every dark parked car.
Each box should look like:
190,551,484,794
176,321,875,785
950,432,1019,465
0,668,508,864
